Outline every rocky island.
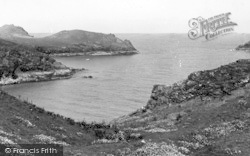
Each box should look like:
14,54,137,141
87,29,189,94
1,59,250,155
236,40,250,51
0,24,138,56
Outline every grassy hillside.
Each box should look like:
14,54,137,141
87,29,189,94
0,90,146,156
111,59,250,156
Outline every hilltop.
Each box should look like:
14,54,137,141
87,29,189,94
0,24,33,39
0,24,138,56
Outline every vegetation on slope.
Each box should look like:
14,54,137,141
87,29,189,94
112,59,250,156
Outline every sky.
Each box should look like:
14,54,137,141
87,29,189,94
0,0,249,33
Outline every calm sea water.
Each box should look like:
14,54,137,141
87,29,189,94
2,33,250,122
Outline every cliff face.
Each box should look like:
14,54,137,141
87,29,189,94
0,25,138,55
112,59,250,156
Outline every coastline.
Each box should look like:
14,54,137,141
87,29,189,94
50,50,139,57
0,68,84,85
236,48,250,51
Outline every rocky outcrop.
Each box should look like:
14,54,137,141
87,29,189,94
0,25,138,56
111,59,250,156
146,59,250,109
0,38,82,85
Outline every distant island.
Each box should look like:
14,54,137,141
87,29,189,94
236,40,250,51
0,24,138,56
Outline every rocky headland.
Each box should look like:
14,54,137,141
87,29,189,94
0,38,83,85
0,25,138,56
112,59,250,156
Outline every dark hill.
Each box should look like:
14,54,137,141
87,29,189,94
0,24,33,39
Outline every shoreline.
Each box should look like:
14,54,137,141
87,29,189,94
50,50,139,57
0,68,84,86
235,48,250,51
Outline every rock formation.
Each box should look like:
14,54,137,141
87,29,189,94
0,38,80,85
236,41,250,51
146,59,250,109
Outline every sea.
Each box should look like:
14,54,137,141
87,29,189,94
2,33,250,122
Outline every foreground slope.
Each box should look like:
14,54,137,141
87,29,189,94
112,59,250,156
0,24,138,55
0,91,118,156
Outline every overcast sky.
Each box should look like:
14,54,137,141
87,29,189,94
0,0,249,33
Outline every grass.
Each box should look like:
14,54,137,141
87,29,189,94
0,90,145,155
112,85,250,155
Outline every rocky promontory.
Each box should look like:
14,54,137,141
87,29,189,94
0,25,138,56
146,59,250,109
0,38,82,85
113,59,250,156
